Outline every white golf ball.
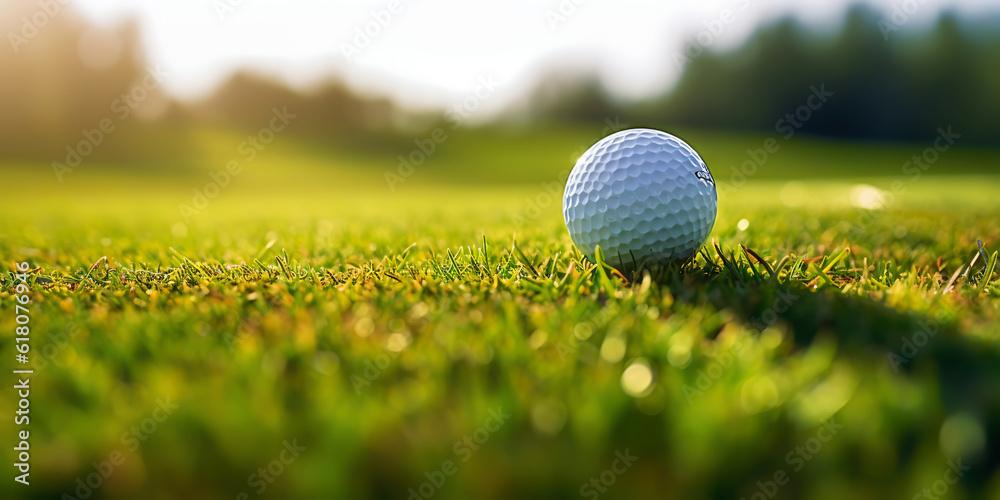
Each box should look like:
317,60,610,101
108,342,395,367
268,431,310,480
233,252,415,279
563,128,718,270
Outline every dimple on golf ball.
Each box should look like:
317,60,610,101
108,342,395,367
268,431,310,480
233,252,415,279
562,128,718,270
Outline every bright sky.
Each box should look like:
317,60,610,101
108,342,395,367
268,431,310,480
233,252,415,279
70,0,995,115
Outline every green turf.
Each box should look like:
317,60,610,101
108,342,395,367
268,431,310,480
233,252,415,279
1,129,999,499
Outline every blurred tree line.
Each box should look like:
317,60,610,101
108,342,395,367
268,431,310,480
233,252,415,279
0,3,997,166
0,4,405,165
659,6,1000,144
537,6,1000,145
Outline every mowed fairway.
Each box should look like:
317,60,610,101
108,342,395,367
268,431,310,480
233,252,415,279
1,128,999,499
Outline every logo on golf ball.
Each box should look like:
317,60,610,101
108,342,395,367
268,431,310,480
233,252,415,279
696,169,716,187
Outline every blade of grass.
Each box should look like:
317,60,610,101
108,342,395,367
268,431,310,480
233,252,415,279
975,250,997,297
254,238,277,260
822,247,851,273
740,245,764,283
76,256,108,292
742,245,775,276
447,248,463,278
512,240,539,278
714,240,744,284
943,265,964,294
770,255,790,284
275,256,293,280
592,246,617,294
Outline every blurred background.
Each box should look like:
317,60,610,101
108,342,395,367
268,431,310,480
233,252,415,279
3,1,1000,499
2,0,999,206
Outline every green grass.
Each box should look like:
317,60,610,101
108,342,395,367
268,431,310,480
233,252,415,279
1,129,999,499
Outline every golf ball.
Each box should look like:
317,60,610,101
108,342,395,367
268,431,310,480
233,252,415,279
563,128,717,270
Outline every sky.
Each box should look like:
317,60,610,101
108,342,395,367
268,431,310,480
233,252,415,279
67,0,997,117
